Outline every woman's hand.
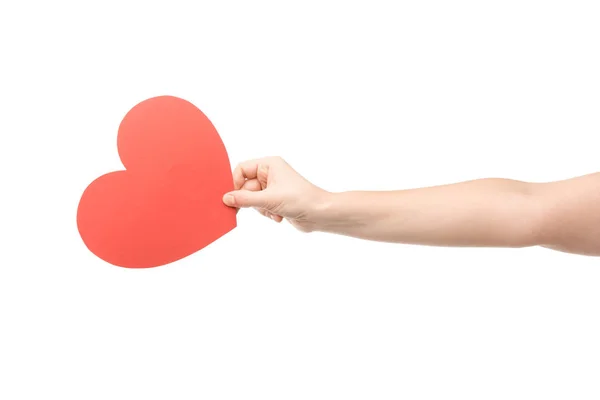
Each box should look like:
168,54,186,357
222,156,330,232
223,157,600,257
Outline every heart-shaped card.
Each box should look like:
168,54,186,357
76,95,237,268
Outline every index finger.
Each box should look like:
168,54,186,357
232,157,282,190
232,159,262,190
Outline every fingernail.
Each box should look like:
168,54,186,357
223,194,235,206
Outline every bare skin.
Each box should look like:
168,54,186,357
222,156,600,257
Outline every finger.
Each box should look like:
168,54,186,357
232,157,279,190
264,210,283,223
242,179,262,192
232,159,263,190
257,164,269,189
255,207,268,217
223,189,269,209
231,180,261,213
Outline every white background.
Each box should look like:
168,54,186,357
1,1,600,399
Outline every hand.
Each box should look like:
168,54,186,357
222,156,329,232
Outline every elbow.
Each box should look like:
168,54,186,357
496,184,551,249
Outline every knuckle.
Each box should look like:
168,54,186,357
234,162,245,171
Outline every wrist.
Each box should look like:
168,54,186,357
309,190,371,233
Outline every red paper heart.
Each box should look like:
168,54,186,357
76,95,236,268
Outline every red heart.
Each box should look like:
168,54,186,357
76,95,236,268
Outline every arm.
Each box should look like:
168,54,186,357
223,157,600,257
314,178,544,248
315,174,600,256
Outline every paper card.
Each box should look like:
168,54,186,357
77,95,237,268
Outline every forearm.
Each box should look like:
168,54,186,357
313,178,546,248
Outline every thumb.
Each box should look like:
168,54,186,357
223,190,269,209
